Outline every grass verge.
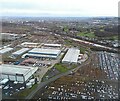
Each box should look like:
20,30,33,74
54,63,68,73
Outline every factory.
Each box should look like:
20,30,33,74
22,48,61,59
0,47,13,54
0,33,18,40
0,64,38,83
43,44,62,48
11,48,30,58
62,48,80,64
0,33,26,41
21,42,40,48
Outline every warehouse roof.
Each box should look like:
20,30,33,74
22,53,57,58
0,47,13,54
43,44,61,47
28,48,61,55
21,42,39,45
0,64,38,76
62,48,80,63
12,48,30,55
1,33,18,36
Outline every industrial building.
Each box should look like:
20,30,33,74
21,42,40,48
22,48,61,59
0,33,18,40
43,44,61,48
0,47,13,54
0,64,38,83
62,48,80,63
12,48,30,57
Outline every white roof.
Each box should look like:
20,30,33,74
21,42,39,45
44,44,61,47
28,48,61,55
1,33,18,36
62,48,80,63
12,48,29,55
0,47,13,54
0,64,38,76
0,79,9,84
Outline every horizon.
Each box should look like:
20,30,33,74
0,0,119,17
1,16,118,18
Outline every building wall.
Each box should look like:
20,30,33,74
1,74,24,82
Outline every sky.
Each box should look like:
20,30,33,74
0,0,119,17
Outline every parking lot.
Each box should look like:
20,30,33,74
34,78,118,100
2,81,25,97
98,52,119,80
19,54,62,83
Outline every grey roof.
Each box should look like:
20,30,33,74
0,47,13,54
12,48,30,55
62,48,80,63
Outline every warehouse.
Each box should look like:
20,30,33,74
12,48,30,57
43,44,61,48
21,42,39,48
22,48,61,59
62,48,80,63
0,64,38,83
0,33,18,40
0,47,13,54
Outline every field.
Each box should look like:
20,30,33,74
54,63,68,73
77,32,95,38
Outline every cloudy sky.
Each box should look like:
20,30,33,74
0,0,119,17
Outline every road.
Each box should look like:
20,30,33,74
25,53,92,99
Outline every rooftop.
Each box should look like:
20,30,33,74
0,64,38,76
12,48,30,55
22,53,58,58
21,42,39,45
62,48,80,63
28,48,61,55
0,47,13,54
43,44,61,47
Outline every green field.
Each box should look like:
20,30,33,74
54,63,68,73
80,47,87,54
112,36,118,40
105,36,118,40
77,32,95,38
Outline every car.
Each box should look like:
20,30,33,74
20,87,25,90
10,86,13,89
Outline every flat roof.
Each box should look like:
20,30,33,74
43,44,61,47
1,33,18,36
22,53,57,58
62,48,80,63
0,64,38,76
0,47,13,54
12,48,30,55
21,42,39,45
28,48,61,55
0,79,9,84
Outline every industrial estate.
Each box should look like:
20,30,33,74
0,17,119,100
